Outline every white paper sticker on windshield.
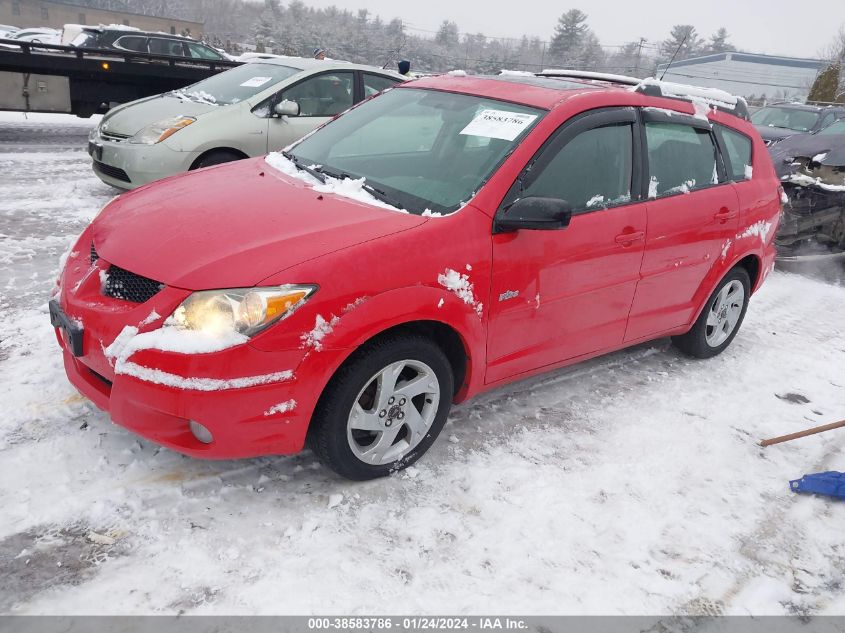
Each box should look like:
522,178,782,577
240,76,273,88
460,109,538,141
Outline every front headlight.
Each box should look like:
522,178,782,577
129,116,196,145
168,285,317,337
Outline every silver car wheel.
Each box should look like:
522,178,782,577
347,359,440,466
705,279,745,347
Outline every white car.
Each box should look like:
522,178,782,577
88,57,405,189
10,27,60,43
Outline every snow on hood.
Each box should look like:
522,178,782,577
98,93,220,137
91,157,426,290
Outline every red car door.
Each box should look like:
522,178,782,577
487,108,647,384
625,111,740,342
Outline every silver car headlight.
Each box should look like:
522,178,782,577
168,285,317,337
129,116,196,145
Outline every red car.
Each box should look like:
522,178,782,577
51,73,781,480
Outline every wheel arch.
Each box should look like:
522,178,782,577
688,252,762,328
189,147,250,170
306,287,487,404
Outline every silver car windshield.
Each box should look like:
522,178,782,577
288,88,544,215
174,63,300,106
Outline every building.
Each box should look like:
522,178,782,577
657,52,827,102
0,0,203,37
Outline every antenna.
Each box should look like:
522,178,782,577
660,32,688,80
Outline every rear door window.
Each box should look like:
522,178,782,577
363,73,400,97
521,123,633,212
645,122,719,197
113,35,147,52
716,125,752,181
149,37,185,57
186,42,222,60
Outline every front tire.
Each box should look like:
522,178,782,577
672,267,751,359
309,333,454,480
192,150,244,170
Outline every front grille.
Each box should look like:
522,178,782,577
93,159,131,183
100,131,131,143
103,265,164,303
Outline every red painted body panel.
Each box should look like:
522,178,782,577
53,76,782,460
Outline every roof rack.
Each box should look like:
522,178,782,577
538,69,642,86
632,77,750,120
538,70,750,121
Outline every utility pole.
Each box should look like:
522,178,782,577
540,41,546,71
634,37,646,77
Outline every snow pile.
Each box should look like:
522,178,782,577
720,239,732,261
447,69,467,76
648,177,659,198
139,310,161,327
737,220,773,245
301,314,339,351
690,97,714,121
812,152,828,163
114,364,293,391
438,268,483,317
172,90,218,106
313,176,405,212
421,209,444,217
104,325,247,369
264,400,297,416
264,152,406,212
785,173,845,192
664,179,696,195
586,194,605,208
98,323,298,391
499,69,534,77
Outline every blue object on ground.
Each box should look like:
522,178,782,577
790,471,845,499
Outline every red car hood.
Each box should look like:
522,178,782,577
92,158,426,290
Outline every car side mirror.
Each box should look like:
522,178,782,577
274,99,299,117
494,197,572,233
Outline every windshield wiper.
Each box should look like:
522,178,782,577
317,166,405,210
282,150,326,183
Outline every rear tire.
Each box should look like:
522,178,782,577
192,150,244,170
309,333,453,480
672,267,751,359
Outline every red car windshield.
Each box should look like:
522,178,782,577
289,88,544,214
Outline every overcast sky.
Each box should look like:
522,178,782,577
290,0,843,59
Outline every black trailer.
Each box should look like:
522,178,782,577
0,39,241,117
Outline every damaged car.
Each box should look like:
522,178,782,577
751,103,845,146
769,118,845,260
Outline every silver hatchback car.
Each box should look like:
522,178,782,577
88,57,405,189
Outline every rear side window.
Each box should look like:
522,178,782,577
717,125,752,181
186,42,222,60
645,122,718,197
522,123,633,212
363,73,400,97
114,35,147,52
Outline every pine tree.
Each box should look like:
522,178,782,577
549,9,589,63
705,28,732,54
660,25,704,61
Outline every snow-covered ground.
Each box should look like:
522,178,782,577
1,116,844,616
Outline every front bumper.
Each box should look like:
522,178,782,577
52,232,331,459
88,130,197,190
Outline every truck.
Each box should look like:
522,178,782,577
0,37,240,118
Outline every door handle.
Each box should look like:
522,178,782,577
615,231,645,245
714,208,738,223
